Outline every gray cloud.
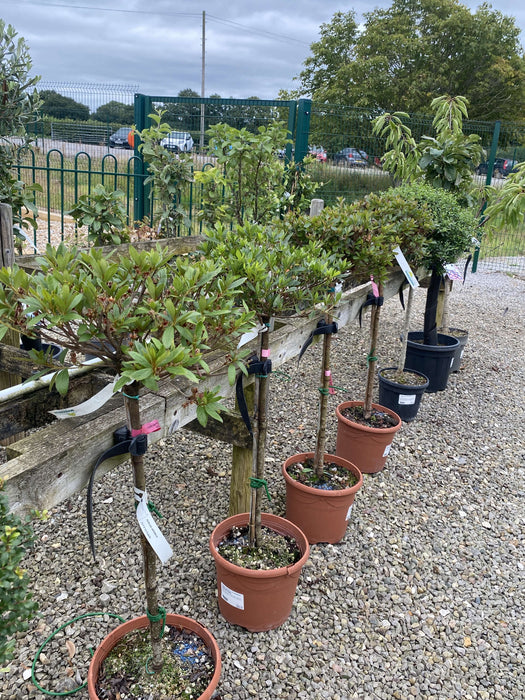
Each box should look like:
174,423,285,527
2,0,524,102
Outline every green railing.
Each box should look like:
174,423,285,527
10,94,525,273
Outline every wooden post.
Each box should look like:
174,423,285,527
0,205,22,445
229,379,254,516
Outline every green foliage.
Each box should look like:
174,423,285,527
286,188,431,286
91,100,134,124
482,162,525,233
373,95,484,201
136,109,194,237
67,184,129,246
295,2,525,121
195,121,319,227
395,182,479,273
0,20,42,236
38,89,89,121
0,244,255,419
199,222,342,322
0,480,37,668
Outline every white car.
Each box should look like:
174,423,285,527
160,131,194,153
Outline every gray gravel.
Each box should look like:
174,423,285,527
1,269,524,700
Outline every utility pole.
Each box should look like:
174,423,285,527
200,10,206,153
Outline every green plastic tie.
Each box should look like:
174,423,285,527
274,370,292,381
122,391,140,399
147,605,167,638
147,501,163,518
250,477,272,501
318,387,330,395
367,353,378,365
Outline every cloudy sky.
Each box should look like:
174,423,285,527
2,0,524,104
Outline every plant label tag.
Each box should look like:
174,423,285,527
238,323,265,348
450,357,455,367
444,263,462,280
460,349,464,358
221,582,244,610
393,246,419,289
399,394,416,405
346,504,353,521
49,377,117,419
134,488,173,565
383,443,392,457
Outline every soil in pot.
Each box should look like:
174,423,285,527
339,404,398,428
95,626,215,700
217,524,301,569
282,452,363,544
89,615,221,700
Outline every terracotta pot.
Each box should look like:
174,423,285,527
335,400,401,474
209,512,310,632
282,452,363,544
87,614,221,700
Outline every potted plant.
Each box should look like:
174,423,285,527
372,95,483,391
281,282,365,544
0,242,255,697
200,221,340,630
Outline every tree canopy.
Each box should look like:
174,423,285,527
294,0,525,121
39,90,90,120
91,100,134,124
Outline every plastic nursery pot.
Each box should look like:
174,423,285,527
447,328,469,372
335,400,402,475
87,614,221,700
378,367,429,422
282,452,363,544
209,512,310,632
404,331,460,392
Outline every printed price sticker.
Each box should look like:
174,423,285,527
221,582,244,610
399,394,416,405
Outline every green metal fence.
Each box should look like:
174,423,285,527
11,92,525,273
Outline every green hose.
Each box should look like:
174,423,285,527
31,611,125,696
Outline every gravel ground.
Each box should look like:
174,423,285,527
1,269,524,700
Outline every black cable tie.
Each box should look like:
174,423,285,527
398,281,406,311
236,353,273,436
462,254,472,284
86,426,148,562
297,319,339,363
358,293,384,327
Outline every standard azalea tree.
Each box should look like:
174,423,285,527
199,222,341,546
0,243,254,673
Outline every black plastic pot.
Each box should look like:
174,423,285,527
447,328,469,372
404,331,459,393
378,367,429,422
20,340,63,360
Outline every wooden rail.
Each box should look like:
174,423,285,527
0,271,409,515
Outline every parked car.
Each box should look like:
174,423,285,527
309,146,327,162
333,147,368,167
109,127,132,149
476,158,519,178
160,131,194,153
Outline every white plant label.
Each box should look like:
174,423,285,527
237,322,265,348
134,488,173,565
393,246,419,289
50,377,118,419
346,504,353,521
450,357,455,367
383,443,392,457
399,394,416,405
221,582,245,610
460,349,465,358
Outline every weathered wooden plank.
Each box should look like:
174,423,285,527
15,235,204,271
1,268,412,515
0,372,113,441
184,410,252,450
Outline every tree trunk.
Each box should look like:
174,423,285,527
124,382,164,673
363,289,382,420
423,269,441,346
313,317,333,478
249,327,269,548
438,278,452,333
